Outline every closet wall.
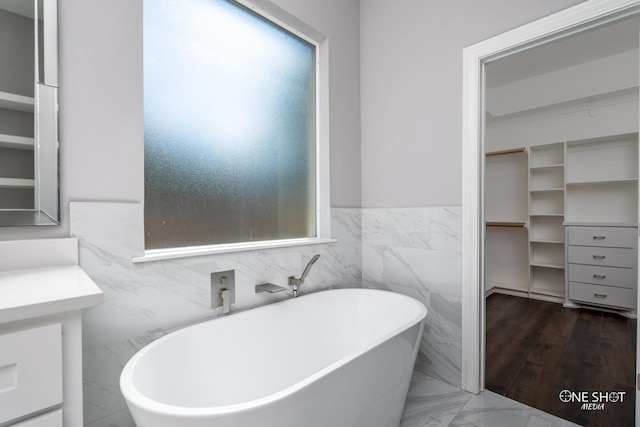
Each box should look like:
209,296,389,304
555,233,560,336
485,89,639,313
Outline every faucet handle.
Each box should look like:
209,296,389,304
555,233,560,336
288,275,302,286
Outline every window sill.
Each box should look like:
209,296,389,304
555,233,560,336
132,237,337,264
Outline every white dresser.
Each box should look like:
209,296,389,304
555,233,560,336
567,225,637,311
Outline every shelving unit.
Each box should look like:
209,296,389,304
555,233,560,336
565,134,638,224
485,149,529,295
486,135,639,312
564,134,638,312
0,7,36,210
528,143,565,300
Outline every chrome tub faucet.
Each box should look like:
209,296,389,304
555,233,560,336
288,254,320,297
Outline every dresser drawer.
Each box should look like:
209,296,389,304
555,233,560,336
568,264,637,289
568,226,637,248
569,282,636,310
567,246,636,268
0,324,62,425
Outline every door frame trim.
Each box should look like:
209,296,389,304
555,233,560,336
461,0,640,394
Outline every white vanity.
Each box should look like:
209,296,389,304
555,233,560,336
0,239,103,427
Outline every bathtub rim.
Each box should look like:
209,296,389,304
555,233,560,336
119,288,427,418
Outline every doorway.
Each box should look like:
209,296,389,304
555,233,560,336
482,16,639,425
461,0,640,424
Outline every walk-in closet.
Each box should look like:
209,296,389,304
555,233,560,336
483,16,638,426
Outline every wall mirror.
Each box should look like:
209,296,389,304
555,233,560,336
0,0,59,226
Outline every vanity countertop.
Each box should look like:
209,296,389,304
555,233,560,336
0,265,103,324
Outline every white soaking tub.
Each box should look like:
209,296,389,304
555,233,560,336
120,288,427,427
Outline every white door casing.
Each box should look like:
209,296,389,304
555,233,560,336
461,0,640,397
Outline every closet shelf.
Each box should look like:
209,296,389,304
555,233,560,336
0,134,34,150
530,213,564,217
486,148,526,157
563,221,638,227
530,164,564,170
0,178,35,189
530,188,563,192
530,239,564,244
530,261,565,269
0,91,34,113
565,178,637,186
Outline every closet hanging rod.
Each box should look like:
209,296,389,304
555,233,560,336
486,222,526,228
486,148,526,157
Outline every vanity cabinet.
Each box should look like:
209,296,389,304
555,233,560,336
0,265,102,427
0,324,63,426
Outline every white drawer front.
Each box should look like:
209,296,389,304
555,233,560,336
568,264,637,289
567,246,636,268
568,226,637,248
0,324,62,425
569,282,636,310
10,409,63,427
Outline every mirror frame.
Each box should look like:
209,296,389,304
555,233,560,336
0,0,59,226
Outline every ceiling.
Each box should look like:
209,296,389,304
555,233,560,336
485,15,640,117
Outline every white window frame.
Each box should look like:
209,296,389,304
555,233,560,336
134,0,333,263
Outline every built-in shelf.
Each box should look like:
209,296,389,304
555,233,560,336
0,134,34,150
566,134,638,225
530,262,564,269
530,163,564,170
530,188,564,192
563,221,638,227
0,91,34,113
529,143,565,300
485,141,570,302
566,178,638,186
0,178,35,189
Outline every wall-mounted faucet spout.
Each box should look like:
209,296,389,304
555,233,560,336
288,254,320,297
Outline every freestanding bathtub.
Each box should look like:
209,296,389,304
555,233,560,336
120,288,427,427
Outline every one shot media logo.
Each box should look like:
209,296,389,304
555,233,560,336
559,389,627,411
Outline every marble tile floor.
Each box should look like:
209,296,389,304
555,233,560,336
401,372,580,427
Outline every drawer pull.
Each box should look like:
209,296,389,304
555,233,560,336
592,255,606,260
593,274,606,279
592,236,606,240
593,293,607,298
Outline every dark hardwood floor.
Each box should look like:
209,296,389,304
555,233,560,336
486,293,636,427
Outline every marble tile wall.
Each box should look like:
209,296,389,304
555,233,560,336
72,202,462,426
70,202,362,427
362,207,463,387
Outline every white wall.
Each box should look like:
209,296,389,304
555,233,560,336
0,0,361,243
359,0,586,208
486,90,639,151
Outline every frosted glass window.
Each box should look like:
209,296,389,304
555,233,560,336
144,0,317,250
